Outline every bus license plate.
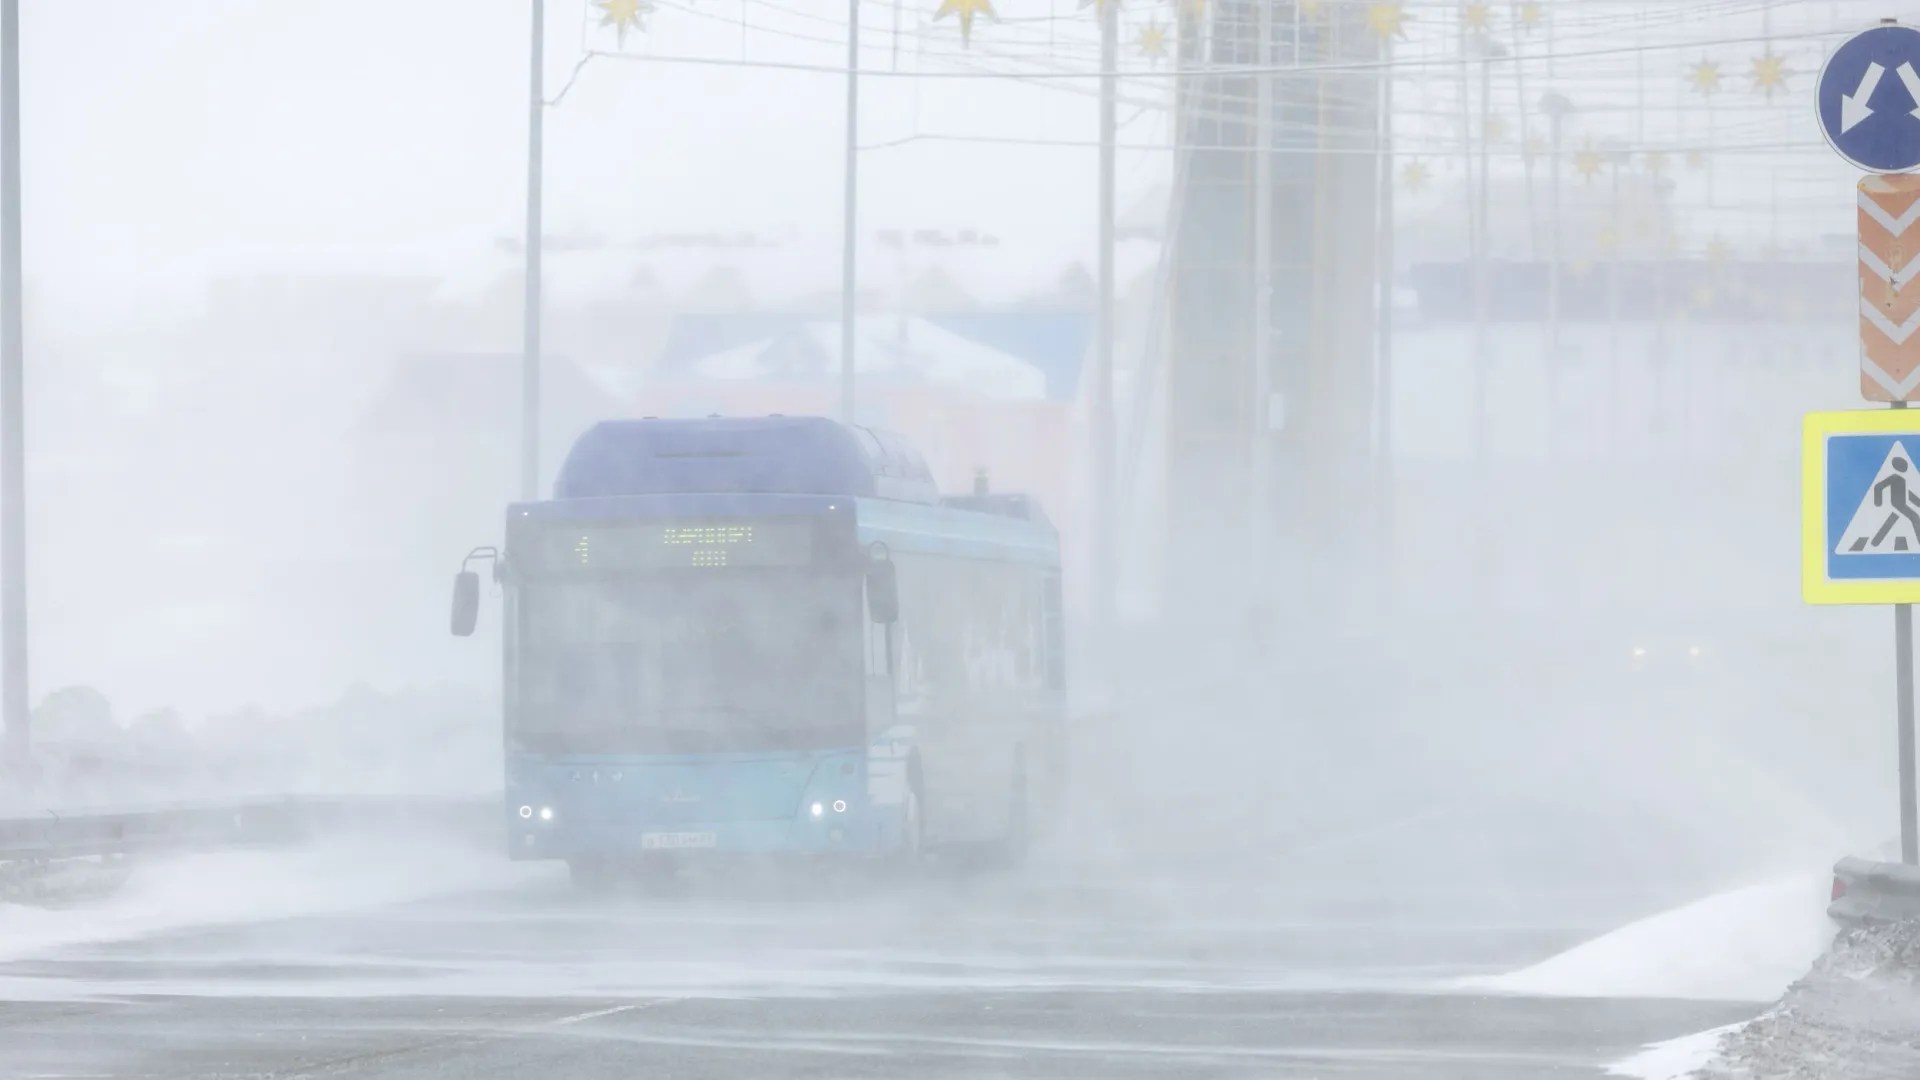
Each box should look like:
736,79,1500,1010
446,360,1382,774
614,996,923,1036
641,831,716,850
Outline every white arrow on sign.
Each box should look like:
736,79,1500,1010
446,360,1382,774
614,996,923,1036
1845,62,1887,133
1900,63,1920,119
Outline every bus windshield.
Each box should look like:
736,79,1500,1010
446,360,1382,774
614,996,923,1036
513,571,863,754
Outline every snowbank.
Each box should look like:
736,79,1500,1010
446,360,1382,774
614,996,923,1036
0,829,532,964
1459,873,1835,1002
1607,1023,1747,1080
1686,918,1920,1078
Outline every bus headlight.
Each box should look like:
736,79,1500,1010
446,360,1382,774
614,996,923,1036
811,802,824,817
539,806,554,821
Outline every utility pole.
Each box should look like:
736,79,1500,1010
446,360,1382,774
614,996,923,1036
1470,35,1490,468
1376,24,1396,571
1092,0,1118,635
521,0,544,502
1251,0,1274,587
1543,91,1571,462
839,0,861,424
1509,1,1537,261
1,0,27,781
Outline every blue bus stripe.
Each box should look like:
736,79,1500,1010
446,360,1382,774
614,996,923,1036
853,497,1059,565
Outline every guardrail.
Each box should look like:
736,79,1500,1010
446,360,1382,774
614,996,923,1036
0,795,497,863
1828,855,1920,924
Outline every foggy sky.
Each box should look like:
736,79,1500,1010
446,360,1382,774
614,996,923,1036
20,0,1163,321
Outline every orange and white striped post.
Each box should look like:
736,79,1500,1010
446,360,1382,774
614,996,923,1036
1859,173,1920,401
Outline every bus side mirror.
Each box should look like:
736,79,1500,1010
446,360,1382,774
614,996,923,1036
867,561,898,625
451,571,481,637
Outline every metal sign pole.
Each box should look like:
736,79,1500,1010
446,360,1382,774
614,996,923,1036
1901,601,1917,864
1896,396,1918,866
1812,17,1920,865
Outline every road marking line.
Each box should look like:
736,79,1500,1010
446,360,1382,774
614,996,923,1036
550,999,677,1026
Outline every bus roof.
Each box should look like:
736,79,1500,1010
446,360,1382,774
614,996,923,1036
552,415,939,504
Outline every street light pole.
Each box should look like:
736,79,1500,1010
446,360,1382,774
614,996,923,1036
1250,0,1274,584
0,0,28,780
1091,0,1117,634
1542,91,1571,462
521,0,545,502
838,0,861,424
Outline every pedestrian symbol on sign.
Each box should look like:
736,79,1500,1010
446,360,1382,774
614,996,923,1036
1837,441,1920,553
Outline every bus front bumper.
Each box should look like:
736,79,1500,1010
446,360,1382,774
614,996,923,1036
504,804,907,861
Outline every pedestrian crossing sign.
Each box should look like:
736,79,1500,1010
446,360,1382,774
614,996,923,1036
1805,410,1920,604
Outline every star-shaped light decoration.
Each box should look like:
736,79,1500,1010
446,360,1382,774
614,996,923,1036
1645,150,1669,174
1685,148,1708,169
1517,1,1543,30
1751,52,1790,99
936,0,997,46
1366,2,1408,40
1690,59,1722,95
1573,145,1605,182
1461,2,1492,33
596,0,654,46
1401,160,1431,191
1137,17,1170,60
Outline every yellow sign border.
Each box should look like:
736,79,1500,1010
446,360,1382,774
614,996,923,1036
1804,410,1920,604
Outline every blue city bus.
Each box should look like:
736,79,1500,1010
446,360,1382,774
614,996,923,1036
450,416,1066,887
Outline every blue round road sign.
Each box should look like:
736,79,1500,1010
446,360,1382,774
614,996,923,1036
1818,24,1920,173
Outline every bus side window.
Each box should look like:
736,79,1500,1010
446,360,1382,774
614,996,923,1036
866,591,889,675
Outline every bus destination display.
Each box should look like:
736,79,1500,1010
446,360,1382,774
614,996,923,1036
520,519,815,572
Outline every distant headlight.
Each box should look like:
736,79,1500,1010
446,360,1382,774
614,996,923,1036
518,805,533,820
539,806,554,821
811,802,824,817
832,799,847,813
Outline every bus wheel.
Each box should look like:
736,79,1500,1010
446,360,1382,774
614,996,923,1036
997,758,1030,869
899,784,924,863
893,763,925,867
